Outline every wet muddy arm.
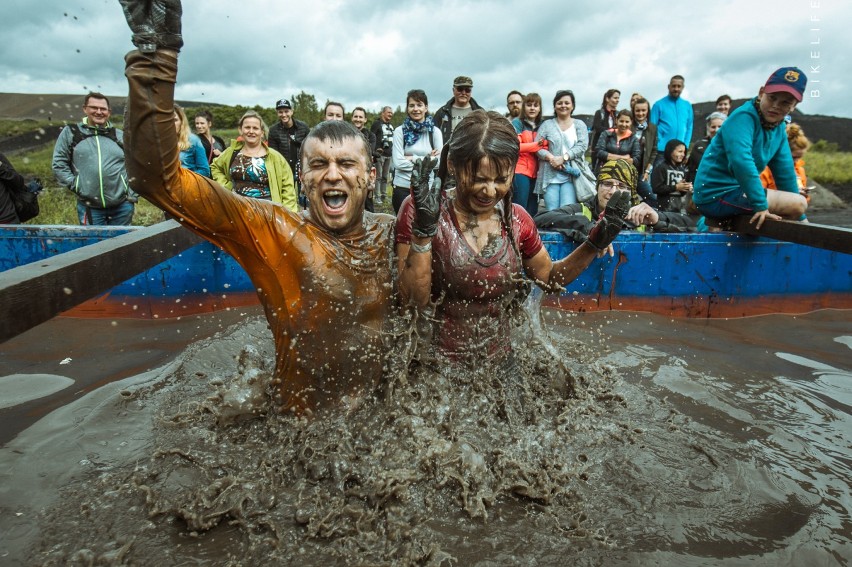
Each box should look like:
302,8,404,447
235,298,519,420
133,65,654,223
523,243,598,292
397,239,434,308
396,198,433,308
123,49,284,247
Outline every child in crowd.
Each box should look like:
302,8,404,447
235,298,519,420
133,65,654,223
651,139,691,213
760,123,812,203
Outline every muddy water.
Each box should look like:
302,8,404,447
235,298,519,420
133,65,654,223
0,307,849,566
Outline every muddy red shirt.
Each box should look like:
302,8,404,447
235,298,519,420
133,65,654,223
397,198,542,360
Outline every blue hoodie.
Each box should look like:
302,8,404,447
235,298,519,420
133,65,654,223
693,98,797,212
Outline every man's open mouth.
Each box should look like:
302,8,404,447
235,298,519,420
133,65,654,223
323,190,348,211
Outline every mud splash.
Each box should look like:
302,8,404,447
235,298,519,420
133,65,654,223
1,309,843,566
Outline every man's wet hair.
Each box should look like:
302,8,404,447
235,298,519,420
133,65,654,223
302,120,372,166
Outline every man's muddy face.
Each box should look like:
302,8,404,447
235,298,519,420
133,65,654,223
300,136,375,236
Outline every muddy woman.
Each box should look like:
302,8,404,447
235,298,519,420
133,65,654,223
395,110,630,405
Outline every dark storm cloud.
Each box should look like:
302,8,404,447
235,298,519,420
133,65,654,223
0,0,847,117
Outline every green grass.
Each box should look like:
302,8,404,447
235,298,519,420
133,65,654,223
805,148,852,186
8,146,165,226
0,119,54,138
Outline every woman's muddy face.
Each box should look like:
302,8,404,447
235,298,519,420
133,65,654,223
454,156,513,216
300,135,375,236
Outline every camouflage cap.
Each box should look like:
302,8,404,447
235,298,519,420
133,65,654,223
453,76,473,88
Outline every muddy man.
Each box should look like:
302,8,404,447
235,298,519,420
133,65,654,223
119,0,395,415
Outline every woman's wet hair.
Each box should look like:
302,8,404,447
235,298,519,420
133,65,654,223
447,110,519,185
407,89,428,107
302,120,373,165
238,110,269,140
447,110,521,247
553,89,575,109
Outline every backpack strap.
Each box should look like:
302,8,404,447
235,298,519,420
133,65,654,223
68,123,124,159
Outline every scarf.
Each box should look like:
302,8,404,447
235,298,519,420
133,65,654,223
598,159,640,206
402,115,435,148
752,97,783,131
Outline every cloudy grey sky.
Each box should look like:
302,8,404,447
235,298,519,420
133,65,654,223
1,0,848,118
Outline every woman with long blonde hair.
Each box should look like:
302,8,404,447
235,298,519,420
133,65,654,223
173,104,210,177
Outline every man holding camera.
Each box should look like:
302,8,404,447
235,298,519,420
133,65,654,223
370,106,394,205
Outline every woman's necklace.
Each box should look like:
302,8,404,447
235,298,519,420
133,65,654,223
241,144,266,158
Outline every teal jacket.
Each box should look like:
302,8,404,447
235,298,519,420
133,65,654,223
211,140,298,212
693,99,797,212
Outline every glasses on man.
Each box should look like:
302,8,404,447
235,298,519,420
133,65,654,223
85,106,110,114
455,87,472,93
599,179,626,190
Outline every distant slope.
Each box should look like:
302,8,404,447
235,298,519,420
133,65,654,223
3,92,851,151
0,93,221,123
574,98,852,152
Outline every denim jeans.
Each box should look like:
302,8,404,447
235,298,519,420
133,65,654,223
77,200,135,225
543,180,577,210
512,174,538,217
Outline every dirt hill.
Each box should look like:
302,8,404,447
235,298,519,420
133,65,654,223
0,93,221,154
0,92,218,125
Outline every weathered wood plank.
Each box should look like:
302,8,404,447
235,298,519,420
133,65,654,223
0,220,203,343
721,216,852,255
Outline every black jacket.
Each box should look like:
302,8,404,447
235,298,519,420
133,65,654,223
594,129,642,172
534,198,697,244
268,118,310,174
370,118,395,157
685,136,711,183
432,97,483,144
0,152,25,223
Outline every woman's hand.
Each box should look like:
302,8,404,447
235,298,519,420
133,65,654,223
675,181,692,193
410,157,440,238
548,155,565,169
749,209,781,230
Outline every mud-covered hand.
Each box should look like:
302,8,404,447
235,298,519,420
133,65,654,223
410,156,440,238
118,0,183,53
586,189,630,250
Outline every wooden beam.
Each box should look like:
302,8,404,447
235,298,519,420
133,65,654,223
726,216,852,255
0,220,203,343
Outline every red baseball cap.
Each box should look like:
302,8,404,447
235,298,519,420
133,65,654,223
763,67,807,102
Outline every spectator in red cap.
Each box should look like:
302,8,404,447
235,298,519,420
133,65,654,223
692,66,808,228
